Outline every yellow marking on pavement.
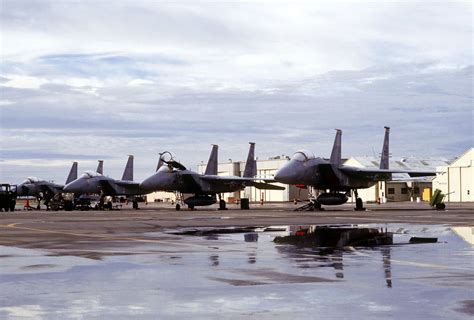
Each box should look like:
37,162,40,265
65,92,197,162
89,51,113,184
6,223,20,227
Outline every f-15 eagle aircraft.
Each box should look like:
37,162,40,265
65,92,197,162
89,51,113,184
274,127,436,210
63,155,145,208
140,143,284,210
17,162,78,208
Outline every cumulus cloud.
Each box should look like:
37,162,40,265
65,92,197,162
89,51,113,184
0,0,472,182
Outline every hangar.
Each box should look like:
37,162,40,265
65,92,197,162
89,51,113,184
432,148,473,202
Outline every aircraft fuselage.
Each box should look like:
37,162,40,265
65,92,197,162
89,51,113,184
140,169,247,195
63,175,142,196
275,157,377,191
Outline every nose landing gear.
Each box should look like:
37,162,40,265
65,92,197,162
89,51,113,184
354,190,366,211
218,194,227,210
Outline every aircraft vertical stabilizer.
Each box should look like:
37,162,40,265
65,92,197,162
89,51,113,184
330,129,342,166
96,160,104,174
243,142,257,178
122,155,134,181
329,129,349,186
380,126,390,169
65,162,78,184
204,145,218,175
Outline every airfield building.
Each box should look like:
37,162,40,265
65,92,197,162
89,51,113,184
432,148,473,202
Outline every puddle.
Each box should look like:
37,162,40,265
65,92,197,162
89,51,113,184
1,224,473,319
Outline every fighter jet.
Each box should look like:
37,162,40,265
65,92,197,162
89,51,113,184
63,155,144,208
17,162,78,208
274,127,436,210
140,143,284,210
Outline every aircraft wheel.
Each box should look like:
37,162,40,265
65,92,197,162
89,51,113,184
175,204,181,211
132,200,138,210
64,201,74,211
188,204,194,210
355,198,365,211
314,201,322,210
219,200,227,210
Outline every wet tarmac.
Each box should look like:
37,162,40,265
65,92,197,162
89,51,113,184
1,218,473,319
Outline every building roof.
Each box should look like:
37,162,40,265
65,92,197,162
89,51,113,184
448,148,473,167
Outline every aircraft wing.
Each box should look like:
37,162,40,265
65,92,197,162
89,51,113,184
201,175,285,190
98,180,119,195
201,176,278,182
250,181,286,190
114,180,143,195
115,180,140,187
339,165,436,179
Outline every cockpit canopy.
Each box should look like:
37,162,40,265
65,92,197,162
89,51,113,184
80,170,100,179
291,150,315,161
291,150,316,162
23,177,40,184
157,165,172,173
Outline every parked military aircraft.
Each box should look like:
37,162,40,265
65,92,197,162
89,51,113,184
63,155,144,209
274,127,436,210
17,162,78,208
140,143,284,210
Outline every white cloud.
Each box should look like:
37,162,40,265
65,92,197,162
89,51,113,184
0,100,15,106
128,79,154,86
2,75,49,89
0,1,472,182
0,305,45,318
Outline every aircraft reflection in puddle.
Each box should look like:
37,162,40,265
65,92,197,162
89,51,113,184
273,225,396,287
173,225,398,288
274,242,393,288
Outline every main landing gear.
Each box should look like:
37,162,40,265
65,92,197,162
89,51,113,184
354,189,366,211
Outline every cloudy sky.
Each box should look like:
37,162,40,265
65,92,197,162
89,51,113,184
1,0,472,183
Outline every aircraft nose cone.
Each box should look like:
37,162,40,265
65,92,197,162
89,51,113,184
139,176,156,191
62,184,73,193
140,172,172,191
16,184,27,196
63,180,81,193
274,164,295,184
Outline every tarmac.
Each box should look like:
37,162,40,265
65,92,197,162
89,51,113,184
1,202,473,319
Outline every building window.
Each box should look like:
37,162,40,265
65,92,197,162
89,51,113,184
401,188,408,194
388,188,395,195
